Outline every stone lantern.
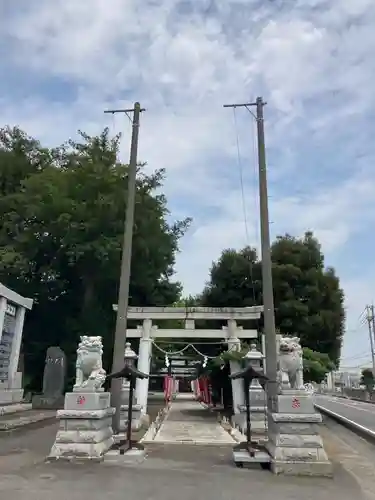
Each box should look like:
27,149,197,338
107,342,148,451
244,343,264,389
239,343,267,441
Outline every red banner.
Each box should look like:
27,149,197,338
198,376,212,405
194,379,201,399
163,375,173,402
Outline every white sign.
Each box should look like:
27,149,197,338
5,303,16,316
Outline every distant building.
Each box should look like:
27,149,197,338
325,370,362,389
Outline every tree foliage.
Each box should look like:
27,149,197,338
360,368,374,392
200,232,345,365
0,126,190,390
302,348,335,384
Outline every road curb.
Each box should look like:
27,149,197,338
315,403,375,444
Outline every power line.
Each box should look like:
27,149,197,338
342,351,373,362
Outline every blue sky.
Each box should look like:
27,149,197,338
1,0,375,368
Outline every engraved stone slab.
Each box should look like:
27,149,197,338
32,347,66,409
32,394,65,410
277,394,315,414
64,392,110,411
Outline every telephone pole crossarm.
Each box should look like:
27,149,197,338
104,108,146,114
223,101,266,119
223,102,258,108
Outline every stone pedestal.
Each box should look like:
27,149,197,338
32,394,65,409
0,372,24,404
265,390,332,476
119,381,144,431
48,391,114,461
234,382,267,441
119,404,144,431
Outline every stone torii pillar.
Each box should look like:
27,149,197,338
135,319,154,420
226,319,244,414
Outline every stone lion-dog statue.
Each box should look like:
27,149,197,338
73,335,106,392
277,336,304,390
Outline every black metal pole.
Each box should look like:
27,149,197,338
126,376,134,449
244,378,251,444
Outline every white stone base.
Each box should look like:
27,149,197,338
105,447,146,464
119,404,143,431
232,405,267,441
0,388,24,404
265,391,333,477
233,449,270,467
270,460,333,476
0,402,31,416
48,391,114,461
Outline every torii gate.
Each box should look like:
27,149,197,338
112,305,264,415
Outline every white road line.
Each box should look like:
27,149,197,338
316,398,375,414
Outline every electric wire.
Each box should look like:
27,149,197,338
232,108,259,314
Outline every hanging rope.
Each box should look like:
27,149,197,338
152,340,238,359
152,342,190,356
155,339,226,346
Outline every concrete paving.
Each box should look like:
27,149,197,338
0,410,56,431
153,396,235,445
0,437,369,500
0,397,374,499
315,394,375,432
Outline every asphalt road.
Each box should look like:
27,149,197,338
315,394,375,432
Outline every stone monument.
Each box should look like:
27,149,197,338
32,346,66,409
265,336,333,476
48,336,114,461
0,284,33,405
234,344,267,442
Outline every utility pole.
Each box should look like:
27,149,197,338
104,102,145,433
223,97,278,412
366,305,375,377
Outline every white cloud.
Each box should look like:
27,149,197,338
2,0,375,363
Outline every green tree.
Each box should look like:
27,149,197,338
0,127,190,390
360,368,374,393
302,348,335,384
200,232,344,364
0,126,52,197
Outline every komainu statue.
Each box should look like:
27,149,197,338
73,336,106,392
277,336,304,390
